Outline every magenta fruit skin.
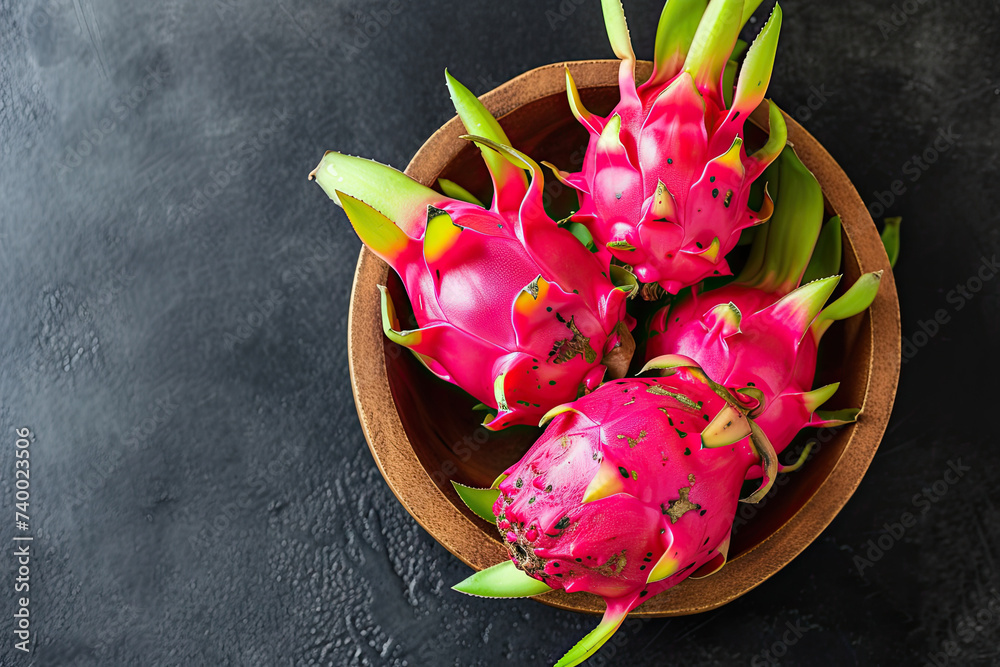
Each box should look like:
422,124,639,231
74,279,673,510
494,371,755,611
554,3,785,293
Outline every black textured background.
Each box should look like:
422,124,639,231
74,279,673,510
1,0,999,665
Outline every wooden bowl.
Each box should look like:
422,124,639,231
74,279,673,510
347,61,901,616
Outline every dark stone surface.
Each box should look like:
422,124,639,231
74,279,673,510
1,0,998,665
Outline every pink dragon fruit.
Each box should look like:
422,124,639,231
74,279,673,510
548,0,787,294
646,145,883,465
451,364,780,666
310,73,637,429
448,147,888,666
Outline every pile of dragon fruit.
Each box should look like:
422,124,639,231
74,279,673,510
310,1,899,664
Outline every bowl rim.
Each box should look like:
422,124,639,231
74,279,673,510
347,59,901,617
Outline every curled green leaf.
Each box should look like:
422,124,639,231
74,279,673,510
453,560,553,599
881,216,902,268
451,481,501,523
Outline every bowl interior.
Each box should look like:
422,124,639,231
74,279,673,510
352,61,900,616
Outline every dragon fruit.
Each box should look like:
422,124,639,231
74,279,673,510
448,147,887,666
645,145,883,464
310,73,637,429
451,364,781,666
548,0,787,294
